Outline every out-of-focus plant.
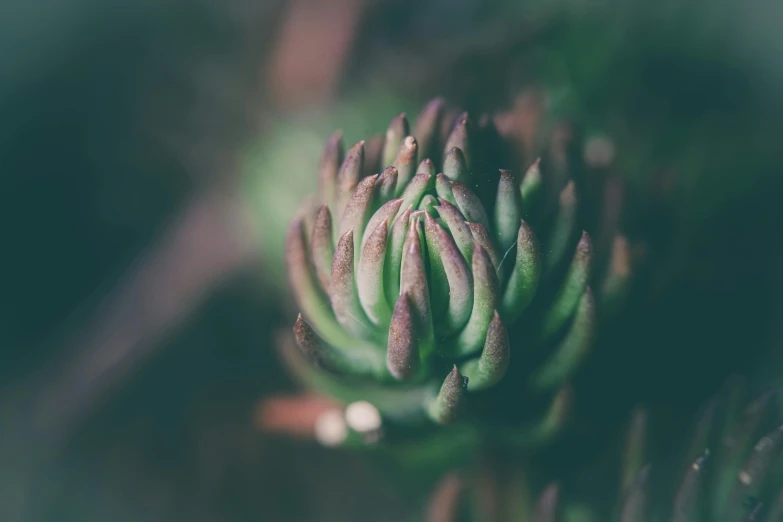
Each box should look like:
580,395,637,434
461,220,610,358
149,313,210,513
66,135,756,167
424,379,783,522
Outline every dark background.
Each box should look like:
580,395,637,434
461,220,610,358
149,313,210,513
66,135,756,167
2,0,783,520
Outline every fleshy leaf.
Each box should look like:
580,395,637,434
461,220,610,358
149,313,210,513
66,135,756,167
452,181,490,232
383,113,409,168
318,130,343,209
400,216,434,354
357,218,391,326
530,287,595,392
330,229,372,339
428,366,468,424
387,293,419,380
413,97,445,162
444,112,472,171
495,169,524,252
453,244,500,357
425,213,473,334
393,136,418,195
340,174,379,264
336,141,365,217
435,198,474,264
501,220,541,322
311,205,334,293
540,232,592,341
376,166,399,203
460,311,509,390
443,147,468,182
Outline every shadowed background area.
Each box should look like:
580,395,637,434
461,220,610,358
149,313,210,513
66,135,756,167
1,0,783,520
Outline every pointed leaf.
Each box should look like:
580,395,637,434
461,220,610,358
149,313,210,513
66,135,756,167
622,407,649,494
530,287,595,392
436,173,457,205
454,244,500,357
413,97,445,162
443,147,469,182
495,169,524,252
400,217,434,353
387,293,419,380
428,366,468,424
418,158,436,177
501,220,541,322
444,112,472,171
293,314,332,371
520,158,542,218
318,130,343,208
425,214,473,334
362,133,384,177
467,222,501,272
620,466,650,522
671,450,709,522
398,172,434,218
362,197,403,252
532,484,559,522
340,174,378,264
357,218,391,326
376,166,398,203
452,181,490,231
393,136,418,195
419,194,438,214
336,141,365,216
383,113,409,168
384,206,412,307
294,314,353,374
545,181,578,273
311,205,334,293
540,232,592,340
423,211,448,320
286,217,350,349
460,311,509,390
330,229,372,339
435,198,474,263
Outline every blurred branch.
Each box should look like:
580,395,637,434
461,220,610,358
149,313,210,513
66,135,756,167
427,473,464,522
268,0,367,109
254,394,339,439
16,186,259,448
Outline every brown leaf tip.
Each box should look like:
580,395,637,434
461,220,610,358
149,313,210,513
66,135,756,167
446,147,466,160
331,229,355,278
498,169,515,183
446,365,469,392
560,180,576,204
577,231,592,256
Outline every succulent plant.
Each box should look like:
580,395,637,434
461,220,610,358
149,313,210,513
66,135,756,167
424,380,783,522
283,94,635,447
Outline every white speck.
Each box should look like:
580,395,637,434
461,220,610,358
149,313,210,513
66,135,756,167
314,409,348,447
345,401,382,433
739,471,752,485
584,135,615,167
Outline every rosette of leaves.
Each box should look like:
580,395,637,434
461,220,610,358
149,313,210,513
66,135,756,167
424,379,783,522
283,95,635,448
